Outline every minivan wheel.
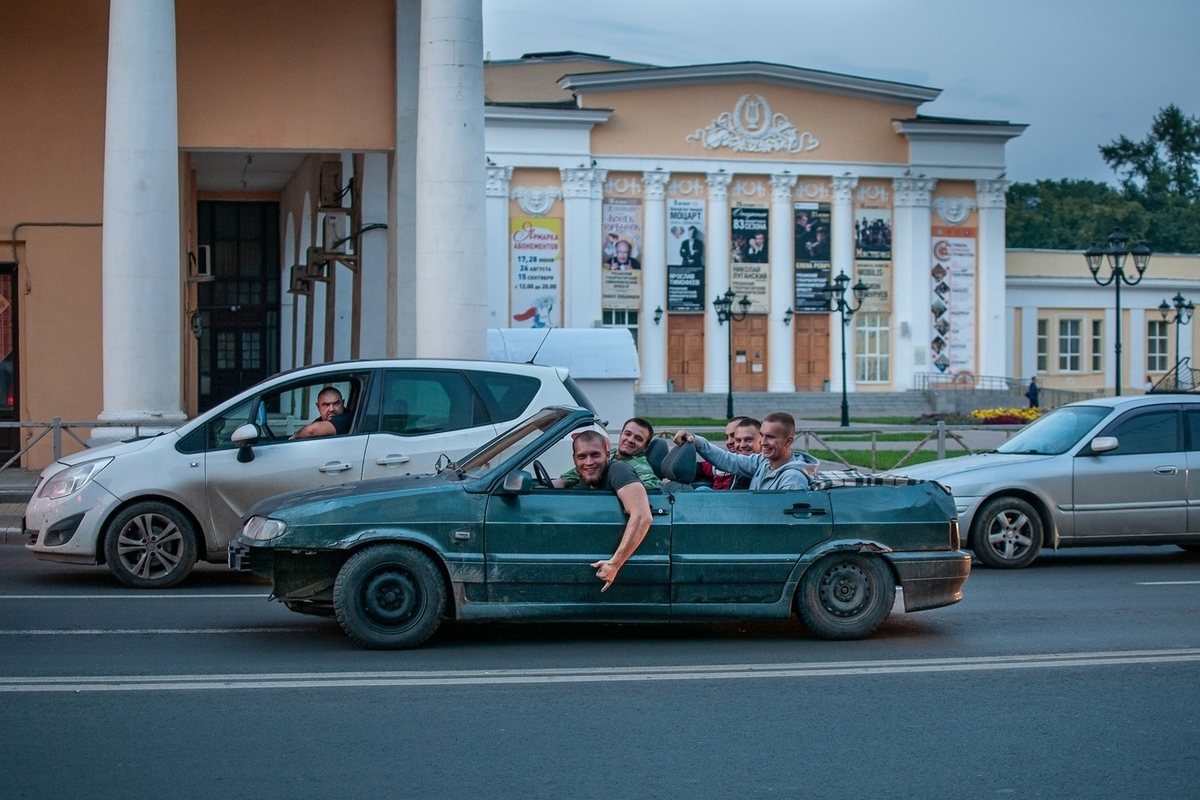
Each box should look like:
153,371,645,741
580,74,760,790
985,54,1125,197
971,496,1043,569
103,501,199,589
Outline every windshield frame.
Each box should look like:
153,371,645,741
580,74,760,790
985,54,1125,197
456,406,594,486
993,404,1112,456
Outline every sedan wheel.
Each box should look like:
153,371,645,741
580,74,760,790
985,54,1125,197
103,502,199,589
971,496,1043,569
797,553,895,640
334,544,446,649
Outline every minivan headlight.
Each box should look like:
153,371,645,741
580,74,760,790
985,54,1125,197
241,515,287,542
38,459,114,500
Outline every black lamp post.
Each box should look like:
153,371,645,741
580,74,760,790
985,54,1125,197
1084,231,1151,396
1158,292,1194,372
713,288,751,419
815,271,868,426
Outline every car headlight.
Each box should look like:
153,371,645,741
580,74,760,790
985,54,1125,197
241,515,287,542
37,458,114,500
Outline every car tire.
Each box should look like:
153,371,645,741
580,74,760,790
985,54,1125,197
971,496,1043,569
334,544,446,649
797,553,895,640
103,501,199,589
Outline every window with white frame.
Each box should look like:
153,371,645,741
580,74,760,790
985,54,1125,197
602,308,639,350
854,312,889,383
1091,319,1103,372
1036,319,1048,372
1148,319,1169,372
1058,318,1081,372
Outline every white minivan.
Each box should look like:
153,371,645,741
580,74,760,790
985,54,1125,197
25,360,596,588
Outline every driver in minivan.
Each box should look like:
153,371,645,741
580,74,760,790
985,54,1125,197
292,386,353,439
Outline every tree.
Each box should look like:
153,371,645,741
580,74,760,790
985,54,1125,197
1005,179,1149,249
1100,104,1200,202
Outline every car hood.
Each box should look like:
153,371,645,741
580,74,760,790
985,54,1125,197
246,470,460,519
896,452,1052,483
46,432,171,474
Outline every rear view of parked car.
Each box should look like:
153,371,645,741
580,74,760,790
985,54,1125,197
896,394,1200,568
25,360,595,589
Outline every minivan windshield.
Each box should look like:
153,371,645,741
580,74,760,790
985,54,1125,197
994,405,1111,456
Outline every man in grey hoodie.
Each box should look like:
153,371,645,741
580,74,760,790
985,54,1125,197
673,411,813,490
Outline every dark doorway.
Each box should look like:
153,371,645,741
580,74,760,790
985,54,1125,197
195,201,281,413
0,265,17,460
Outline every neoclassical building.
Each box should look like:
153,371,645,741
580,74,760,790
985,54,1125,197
482,52,1024,397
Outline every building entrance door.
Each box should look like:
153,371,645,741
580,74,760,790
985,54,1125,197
667,314,705,392
793,313,831,391
732,315,768,391
195,201,281,413
0,265,17,461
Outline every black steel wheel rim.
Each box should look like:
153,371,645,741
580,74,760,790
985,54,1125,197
818,561,870,618
361,567,423,629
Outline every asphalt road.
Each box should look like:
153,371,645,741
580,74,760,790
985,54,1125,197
2,544,1198,800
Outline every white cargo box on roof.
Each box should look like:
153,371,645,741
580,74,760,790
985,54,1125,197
487,328,639,429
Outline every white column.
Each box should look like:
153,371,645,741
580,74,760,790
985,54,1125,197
1020,306,1040,382
976,179,1009,379
390,0,420,357
560,167,606,329
892,177,936,390
414,0,486,358
359,153,392,358
485,165,513,330
767,174,797,392
640,170,670,393
704,172,733,394
829,175,858,396
97,0,184,441
1129,307,1146,392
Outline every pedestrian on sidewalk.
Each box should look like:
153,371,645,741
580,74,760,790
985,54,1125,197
1026,377,1039,408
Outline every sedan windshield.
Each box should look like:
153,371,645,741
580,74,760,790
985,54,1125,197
994,405,1111,455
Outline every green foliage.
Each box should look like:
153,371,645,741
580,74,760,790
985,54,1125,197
1005,179,1150,249
1100,104,1200,202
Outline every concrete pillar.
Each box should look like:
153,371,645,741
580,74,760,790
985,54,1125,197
390,0,421,357
1020,305,1039,382
359,153,392,358
97,0,185,441
976,179,1009,379
640,170,670,393
767,174,797,392
704,172,733,394
414,0,486,358
829,175,858,395
485,165,513,330
560,167,606,329
892,177,936,390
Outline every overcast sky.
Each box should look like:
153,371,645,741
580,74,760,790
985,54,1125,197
483,0,1200,185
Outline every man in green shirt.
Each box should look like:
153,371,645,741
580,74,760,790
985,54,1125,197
556,417,662,490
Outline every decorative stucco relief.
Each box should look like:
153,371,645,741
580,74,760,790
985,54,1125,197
509,186,562,216
686,94,819,154
934,197,977,225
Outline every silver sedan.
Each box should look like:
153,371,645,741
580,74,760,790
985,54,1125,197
896,394,1200,568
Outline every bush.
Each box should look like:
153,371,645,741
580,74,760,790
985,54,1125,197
969,407,1044,424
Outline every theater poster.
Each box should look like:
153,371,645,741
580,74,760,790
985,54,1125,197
667,199,705,312
793,201,831,312
853,207,892,313
930,227,977,374
509,217,562,328
602,197,643,310
730,206,769,312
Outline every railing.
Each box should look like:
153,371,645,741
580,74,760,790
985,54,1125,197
1151,358,1200,393
0,419,156,473
913,371,1020,392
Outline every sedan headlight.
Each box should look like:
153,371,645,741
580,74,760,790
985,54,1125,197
241,515,287,542
37,458,114,500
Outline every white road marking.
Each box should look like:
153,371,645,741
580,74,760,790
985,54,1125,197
2,649,1199,693
1136,580,1200,585
0,594,268,600
0,627,314,636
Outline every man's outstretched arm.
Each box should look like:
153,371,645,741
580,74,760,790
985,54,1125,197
589,481,653,592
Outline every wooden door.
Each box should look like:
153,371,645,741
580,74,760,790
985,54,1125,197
732,315,768,391
794,312,830,391
667,314,705,392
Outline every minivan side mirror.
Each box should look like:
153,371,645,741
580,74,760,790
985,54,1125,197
232,423,260,462
1089,436,1119,454
500,470,533,495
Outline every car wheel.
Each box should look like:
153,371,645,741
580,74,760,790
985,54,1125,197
971,496,1043,569
797,553,895,640
103,502,199,589
333,544,446,649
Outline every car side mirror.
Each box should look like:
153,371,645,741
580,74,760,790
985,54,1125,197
1089,436,1119,454
500,470,533,495
232,423,259,463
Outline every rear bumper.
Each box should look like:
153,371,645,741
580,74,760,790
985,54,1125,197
888,550,972,612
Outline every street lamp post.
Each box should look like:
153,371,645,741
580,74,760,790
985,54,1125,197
1158,292,1194,372
1084,231,1151,397
815,271,868,426
712,288,751,420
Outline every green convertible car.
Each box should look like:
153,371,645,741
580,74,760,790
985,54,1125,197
230,407,970,649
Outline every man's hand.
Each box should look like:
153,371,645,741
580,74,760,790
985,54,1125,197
673,429,696,445
590,559,619,592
